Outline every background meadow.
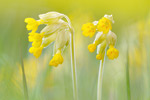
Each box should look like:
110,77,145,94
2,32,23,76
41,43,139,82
0,0,150,100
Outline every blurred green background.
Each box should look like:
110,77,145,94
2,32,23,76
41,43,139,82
0,0,150,100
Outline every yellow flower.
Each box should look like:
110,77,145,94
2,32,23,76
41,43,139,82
32,41,42,48
29,46,43,58
24,18,42,32
25,12,73,67
28,32,36,42
97,17,112,34
33,32,44,41
88,43,97,52
28,32,44,48
49,51,64,67
96,54,104,60
82,14,119,60
32,33,44,48
82,23,96,37
107,45,119,60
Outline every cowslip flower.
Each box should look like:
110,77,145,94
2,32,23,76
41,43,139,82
25,12,72,67
82,14,119,60
82,14,119,100
25,11,78,100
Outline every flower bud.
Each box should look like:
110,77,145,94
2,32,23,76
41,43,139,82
39,12,64,24
106,31,117,46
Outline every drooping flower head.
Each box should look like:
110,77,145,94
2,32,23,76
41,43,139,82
82,14,119,60
25,12,73,67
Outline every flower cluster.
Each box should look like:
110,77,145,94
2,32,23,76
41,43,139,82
25,12,73,67
82,15,119,60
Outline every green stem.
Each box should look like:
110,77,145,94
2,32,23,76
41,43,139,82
126,48,131,100
97,59,104,100
19,40,29,100
70,31,78,100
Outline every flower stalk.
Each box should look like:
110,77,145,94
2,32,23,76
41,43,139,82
70,29,78,100
97,57,105,100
